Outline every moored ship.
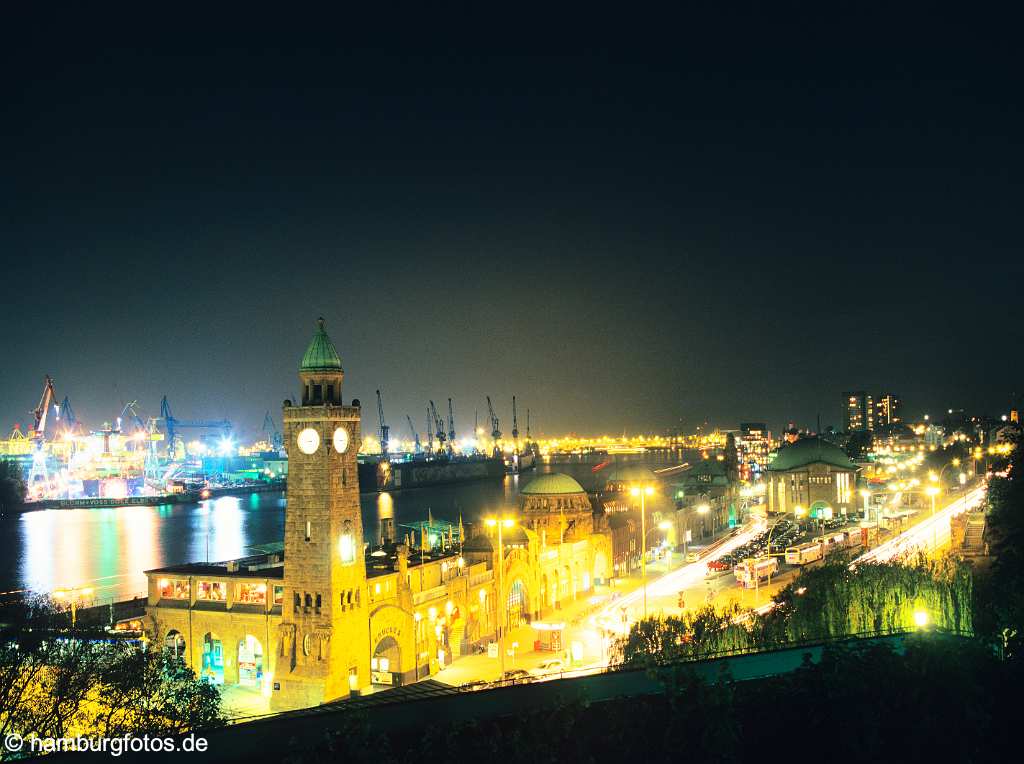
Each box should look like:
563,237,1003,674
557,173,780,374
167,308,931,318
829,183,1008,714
357,453,505,493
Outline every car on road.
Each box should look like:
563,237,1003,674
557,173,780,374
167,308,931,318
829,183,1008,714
532,658,566,677
501,668,533,683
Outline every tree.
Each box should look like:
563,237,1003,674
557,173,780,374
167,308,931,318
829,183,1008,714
0,597,222,745
0,459,26,514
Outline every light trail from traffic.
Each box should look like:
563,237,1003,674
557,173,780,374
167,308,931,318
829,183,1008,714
593,519,765,633
855,483,986,563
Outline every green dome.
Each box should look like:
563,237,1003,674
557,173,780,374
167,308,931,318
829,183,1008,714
520,473,586,495
300,318,343,372
767,437,856,472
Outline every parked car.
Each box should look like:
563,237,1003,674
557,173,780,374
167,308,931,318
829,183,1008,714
501,669,532,682
532,658,566,676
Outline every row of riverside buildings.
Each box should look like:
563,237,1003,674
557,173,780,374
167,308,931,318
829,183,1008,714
141,320,863,710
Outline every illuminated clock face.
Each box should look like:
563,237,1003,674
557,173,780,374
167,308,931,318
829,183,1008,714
296,427,320,455
333,427,350,454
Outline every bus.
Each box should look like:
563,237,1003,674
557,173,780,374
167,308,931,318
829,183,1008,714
785,542,824,566
734,557,778,588
816,531,848,555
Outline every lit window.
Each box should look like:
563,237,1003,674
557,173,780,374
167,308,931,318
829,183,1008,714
237,583,267,605
159,579,190,600
339,534,356,564
196,581,226,601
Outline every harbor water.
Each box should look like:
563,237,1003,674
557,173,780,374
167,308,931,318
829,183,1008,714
0,454,686,603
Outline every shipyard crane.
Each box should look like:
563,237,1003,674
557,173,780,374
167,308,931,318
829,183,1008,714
512,396,520,452
376,390,390,457
406,414,422,454
120,400,148,450
28,375,58,487
56,395,79,436
262,411,283,451
447,398,456,451
486,396,501,458
429,400,449,455
426,408,434,455
158,396,232,457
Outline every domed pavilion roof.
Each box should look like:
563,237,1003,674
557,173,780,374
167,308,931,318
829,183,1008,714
520,473,587,495
300,318,343,373
767,436,856,472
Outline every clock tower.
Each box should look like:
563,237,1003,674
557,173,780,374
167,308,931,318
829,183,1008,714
273,318,370,710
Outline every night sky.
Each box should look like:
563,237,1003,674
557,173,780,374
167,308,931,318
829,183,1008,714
4,14,1022,439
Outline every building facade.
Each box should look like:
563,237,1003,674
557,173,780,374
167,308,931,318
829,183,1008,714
843,391,875,432
142,320,615,710
875,393,903,427
765,436,859,519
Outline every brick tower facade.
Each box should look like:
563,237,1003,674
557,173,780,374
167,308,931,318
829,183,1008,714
272,318,370,710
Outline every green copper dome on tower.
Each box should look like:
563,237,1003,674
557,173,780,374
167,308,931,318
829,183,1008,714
300,317,344,372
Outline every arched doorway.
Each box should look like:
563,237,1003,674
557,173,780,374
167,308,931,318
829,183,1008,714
164,629,186,660
371,636,402,685
200,632,224,685
593,551,609,586
507,579,527,628
809,500,833,520
236,635,264,688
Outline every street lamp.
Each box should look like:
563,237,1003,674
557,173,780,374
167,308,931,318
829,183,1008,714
629,484,655,620
485,515,516,679
53,585,94,627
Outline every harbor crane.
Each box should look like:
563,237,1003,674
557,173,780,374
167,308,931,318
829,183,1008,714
119,400,148,450
486,396,501,458
262,411,283,450
56,395,80,436
28,375,57,487
512,396,520,451
376,390,390,457
158,396,232,457
426,408,434,455
447,398,456,450
429,400,449,455
406,414,422,454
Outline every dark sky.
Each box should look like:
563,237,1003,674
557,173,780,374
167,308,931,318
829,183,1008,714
3,13,1022,440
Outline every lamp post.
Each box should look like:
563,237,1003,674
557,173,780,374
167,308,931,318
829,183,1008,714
630,484,655,620
959,472,968,512
860,489,871,522
485,515,516,679
53,585,94,628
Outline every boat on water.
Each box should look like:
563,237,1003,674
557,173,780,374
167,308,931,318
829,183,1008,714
357,453,505,493
506,451,537,474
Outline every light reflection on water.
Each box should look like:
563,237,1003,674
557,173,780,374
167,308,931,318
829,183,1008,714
2,456,683,603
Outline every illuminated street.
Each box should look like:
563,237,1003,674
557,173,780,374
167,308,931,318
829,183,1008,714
2,21,1023,763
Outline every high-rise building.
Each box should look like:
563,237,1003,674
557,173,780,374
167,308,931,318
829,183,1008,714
843,392,874,432
875,393,902,427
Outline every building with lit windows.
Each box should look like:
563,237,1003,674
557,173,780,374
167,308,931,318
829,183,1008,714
875,393,902,427
143,320,613,710
765,436,859,519
843,392,875,432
